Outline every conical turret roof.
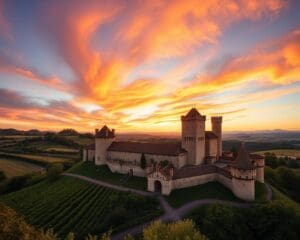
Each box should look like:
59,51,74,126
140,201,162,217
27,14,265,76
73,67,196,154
233,143,255,170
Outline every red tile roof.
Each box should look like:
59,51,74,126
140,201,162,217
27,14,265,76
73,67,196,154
107,141,186,156
205,131,218,139
181,108,206,121
173,164,231,179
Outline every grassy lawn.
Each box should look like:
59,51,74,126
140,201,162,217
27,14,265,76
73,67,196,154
255,181,268,202
0,158,44,178
271,185,300,214
0,176,160,238
166,182,241,208
68,161,147,190
255,149,300,158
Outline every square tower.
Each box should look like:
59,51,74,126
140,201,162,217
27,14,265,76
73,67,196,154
95,125,115,165
181,108,206,165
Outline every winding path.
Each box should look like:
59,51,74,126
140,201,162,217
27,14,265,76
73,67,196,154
62,173,272,240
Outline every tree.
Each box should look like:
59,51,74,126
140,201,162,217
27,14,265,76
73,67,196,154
230,146,238,158
140,153,146,169
143,220,208,240
47,163,63,181
0,171,6,182
58,128,78,136
265,153,278,168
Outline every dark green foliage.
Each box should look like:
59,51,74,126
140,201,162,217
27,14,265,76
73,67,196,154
143,220,208,240
58,129,79,136
167,182,240,208
0,171,6,182
230,146,238,157
0,177,160,239
0,203,57,240
264,152,298,169
265,152,278,168
287,159,299,168
0,175,28,194
44,133,80,148
0,173,46,195
265,166,300,202
47,163,63,181
140,153,146,169
190,201,300,240
159,160,169,168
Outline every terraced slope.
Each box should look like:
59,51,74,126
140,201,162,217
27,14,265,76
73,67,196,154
0,177,160,239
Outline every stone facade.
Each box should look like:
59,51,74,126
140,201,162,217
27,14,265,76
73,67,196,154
83,108,265,201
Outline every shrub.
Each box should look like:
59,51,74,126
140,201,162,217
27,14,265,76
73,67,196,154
0,203,58,240
0,171,6,182
47,163,63,181
159,160,169,168
143,220,208,240
140,153,146,169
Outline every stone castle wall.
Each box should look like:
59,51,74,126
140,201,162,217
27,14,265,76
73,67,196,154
107,151,187,169
107,161,146,177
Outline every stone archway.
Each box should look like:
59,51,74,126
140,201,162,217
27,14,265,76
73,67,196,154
154,180,162,193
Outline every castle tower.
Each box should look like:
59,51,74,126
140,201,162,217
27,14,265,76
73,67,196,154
211,116,222,158
95,125,115,165
231,143,256,201
251,155,265,183
181,108,206,165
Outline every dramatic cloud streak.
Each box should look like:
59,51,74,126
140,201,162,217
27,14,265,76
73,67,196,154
0,0,299,132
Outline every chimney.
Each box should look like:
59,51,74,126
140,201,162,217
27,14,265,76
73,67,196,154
112,129,115,137
95,129,99,134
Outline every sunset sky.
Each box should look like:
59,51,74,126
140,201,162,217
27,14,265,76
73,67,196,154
0,0,299,133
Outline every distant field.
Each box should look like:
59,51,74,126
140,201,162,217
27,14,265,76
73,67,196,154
0,177,160,238
65,135,94,146
0,135,39,139
255,149,300,158
0,158,44,178
0,152,73,165
27,140,79,153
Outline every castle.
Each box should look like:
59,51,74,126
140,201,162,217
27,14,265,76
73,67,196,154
83,108,265,201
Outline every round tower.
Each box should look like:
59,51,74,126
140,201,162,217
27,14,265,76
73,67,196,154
95,125,115,165
211,116,222,158
231,143,256,201
181,108,206,165
250,154,265,183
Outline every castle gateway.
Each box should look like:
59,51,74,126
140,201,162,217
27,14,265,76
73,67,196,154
83,108,264,201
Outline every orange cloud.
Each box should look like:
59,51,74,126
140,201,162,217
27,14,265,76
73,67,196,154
175,29,300,100
2,0,299,132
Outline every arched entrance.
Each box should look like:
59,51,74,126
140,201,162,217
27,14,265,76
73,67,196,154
154,180,162,193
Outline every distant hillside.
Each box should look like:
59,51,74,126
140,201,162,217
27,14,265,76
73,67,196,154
0,128,44,136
